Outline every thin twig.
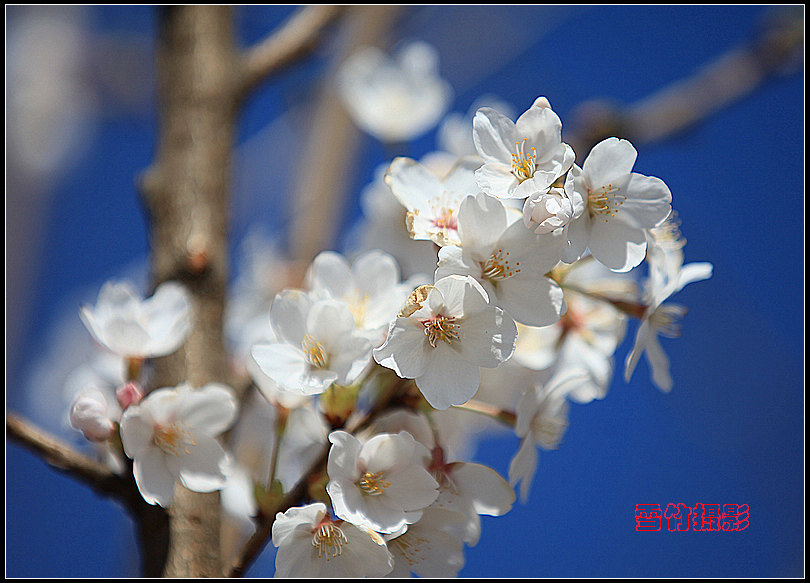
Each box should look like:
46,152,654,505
6,413,125,496
238,5,346,98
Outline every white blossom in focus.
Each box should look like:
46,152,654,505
79,280,192,359
385,156,482,247
564,137,673,271
272,502,394,578
435,192,566,327
522,169,586,246
472,96,575,199
326,430,439,534
119,383,238,507
251,291,373,396
336,40,452,143
373,275,518,410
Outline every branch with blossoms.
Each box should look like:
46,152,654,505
7,5,802,579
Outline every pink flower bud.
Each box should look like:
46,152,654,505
116,381,143,409
69,390,115,442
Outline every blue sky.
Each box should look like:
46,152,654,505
6,5,804,577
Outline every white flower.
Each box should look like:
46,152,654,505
624,260,713,392
307,250,412,345
69,389,117,442
326,430,439,534
564,137,673,271
119,383,238,507
472,96,575,199
352,162,441,280
336,40,452,143
373,275,518,410
430,458,516,547
79,280,192,359
509,370,584,501
384,506,467,577
385,156,482,247
435,192,566,327
272,502,394,578
251,291,373,396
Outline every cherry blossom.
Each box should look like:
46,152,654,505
119,383,238,507
79,279,192,359
373,275,518,410
472,96,575,199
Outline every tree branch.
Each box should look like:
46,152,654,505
6,413,124,496
238,5,346,98
565,6,804,159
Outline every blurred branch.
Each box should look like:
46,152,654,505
288,5,403,277
565,6,804,159
238,5,346,98
6,413,123,495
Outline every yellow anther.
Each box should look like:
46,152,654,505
422,315,461,348
301,334,328,368
588,183,627,222
511,138,537,182
481,248,521,281
359,471,391,496
153,423,194,456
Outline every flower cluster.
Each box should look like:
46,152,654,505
63,41,712,577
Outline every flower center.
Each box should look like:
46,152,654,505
347,291,370,328
301,334,329,368
588,183,627,221
153,422,194,456
358,471,391,496
651,211,686,250
421,315,460,348
481,248,521,281
511,138,536,182
650,304,687,338
431,207,458,231
312,522,348,559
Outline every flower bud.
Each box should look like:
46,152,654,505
116,381,143,409
523,188,575,234
69,390,115,442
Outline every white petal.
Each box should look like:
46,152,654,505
457,307,518,367
620,173,672,229
133,447,176,507
175,383,237,436
373,319,430,379
172,436,229,493
472,107,518,165
450,461,515,516
589,219,648,272
474,163,520,198
385,157,441,211
416,345,481,410
457,192,508,251
582,137,637,188
269,290,311,346
645,331,673,393
308,251,353,298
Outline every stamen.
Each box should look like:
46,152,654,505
422,315,461,348
650,304,688,338
431,207,457,231
312,523,348,559
359,471,391,496
481,248,521,281
588,183,627,222
301,334,328,368
511,138,537,182
154,423,194,456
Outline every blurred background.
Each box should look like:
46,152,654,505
5,5,804,577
